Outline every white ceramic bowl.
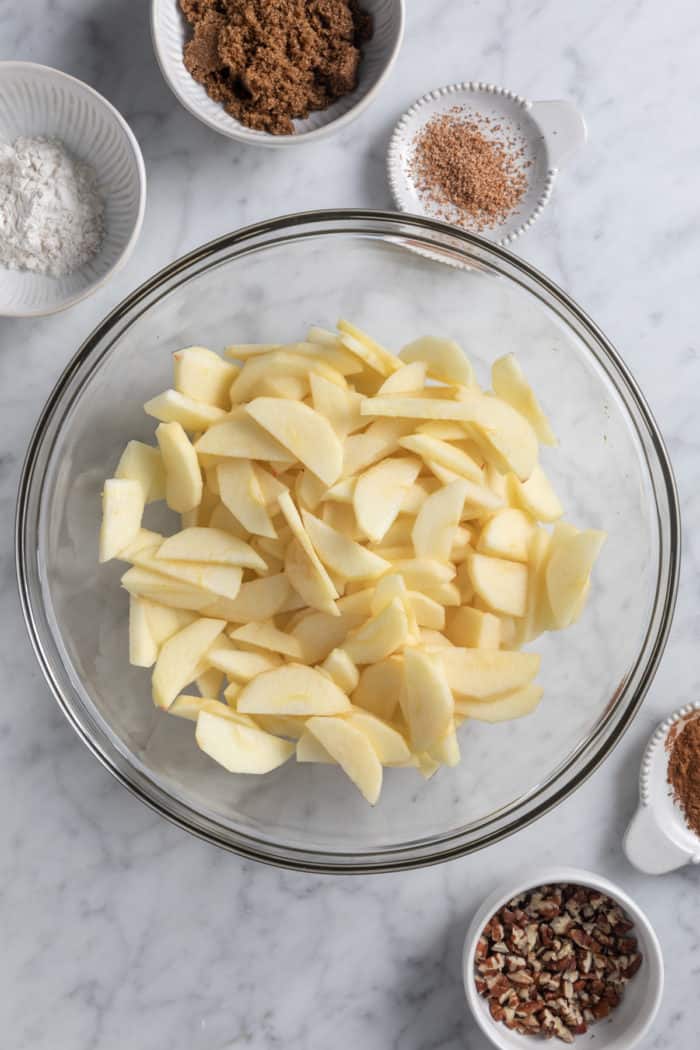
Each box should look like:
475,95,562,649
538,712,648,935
0,63,146,317
151,0,404,147
463,867,663,1050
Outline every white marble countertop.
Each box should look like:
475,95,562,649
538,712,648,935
2,2,699,1048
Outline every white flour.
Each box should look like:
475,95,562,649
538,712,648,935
0,136,104,278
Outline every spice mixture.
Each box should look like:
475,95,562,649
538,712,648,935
475,883,642,1043
181,0,373,135
410,109,530,232
666,712,700,838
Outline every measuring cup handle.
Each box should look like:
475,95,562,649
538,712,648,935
624,804,695,874
529,100,587,170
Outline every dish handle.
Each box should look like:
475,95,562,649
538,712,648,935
529,100,587,170
624,804,698,875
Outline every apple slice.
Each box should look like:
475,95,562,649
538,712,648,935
546,527,606,629
306,716,383,804
296,730,336,763
477,508,534,563
295,470,327,512
224,342,282,360
371,573,419,639
196,709,294,773
129,595,158,667
436,648,540,699
399,476,438,514
133,550,243,601
207,646,281,682
246,397,343,485
417,421,470,441
99,478,144,562
351,657,403,721
455,684,544,722
418,628,453,647
152,617,226,708
230,350,347,402
252,464,288,510
426,723,461,767
407,592,445,630
173,346,238,408
399,336,474,386
115,441,165,503
196,666,224,698
194,412,293,461
353,456,422,542
217,459,277,538
337,318,401,376
292,608,362,664
467,551,528,617
377,360,428,394
507,465,563,523
389,558,455,590
301,509,390,581
412,478,468,561
399,434,483,483
342,597,408,664
228,620,303,659
142,601,196,646
118,528,163,561
342,419,413,477
237,664,352,715
156,421,202,514
347,709,411,765
319,648,359,693
156,526,266,571
401,648,454,752
309,373,366,439
445,606,501,649
491,353,556,446
121,566,214,611
202,573,291,622
144,389,227,431
169,695,243,721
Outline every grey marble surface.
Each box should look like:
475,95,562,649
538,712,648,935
1,2,699,1048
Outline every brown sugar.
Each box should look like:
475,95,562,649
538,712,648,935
409,109,530,233
667,713,700,839
180,0,374,135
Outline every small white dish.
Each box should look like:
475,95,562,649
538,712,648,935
388,82,586,245
0,63,146,318
463,866,663,1050
624,701,700,874
151,0,404,147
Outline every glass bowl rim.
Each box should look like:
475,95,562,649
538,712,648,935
15,209,681,874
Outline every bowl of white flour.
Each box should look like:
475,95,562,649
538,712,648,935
0,63,146,317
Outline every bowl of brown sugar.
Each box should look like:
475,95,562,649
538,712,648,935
151,0,404,146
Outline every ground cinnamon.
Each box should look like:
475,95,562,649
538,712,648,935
667,714,700,838
180,0,373,135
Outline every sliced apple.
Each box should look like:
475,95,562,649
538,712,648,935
118,528,163,561
507,465,563,523
230,350,347,403
296,730,337,764
224,342,282,360
353,456,421,542
156,421,202,514
445,606,501,649
477,508,534,563
202,573,291,622
144,389,226,431
306,716,383,804
99,478,144,562
169,695,241,722
245,398,343,485
407,591,446,630
121,566,215,611
196,666,224,698
399,336,474,386
388,558,455,591
426,723,461,767
412,478,468,561
133,549,243,601
400,647,454,752
156,526,266,571
455,684,544,722
142,601,196,646
337,318,400,376
546,527,606,629
173,346,238,408
115,441,165,503
418,628,453,647
417,421,470,441
351,657,403,721
207,646,281,682
237,663,351,715
228,620,302,659
436,648,540,699
347,709,410,765
295,470,327,512
196,710,294,773
129,595,158,667
300,509,390,581
377,360,427,394
399,476,438,514
292,608,362,664
370,573,419,639
342,598,408,664
152,617,226,708
217,458,277,538
399,433,483,482
492,353,556,446
467,551,528,617
308,373,366,441
194,412,293,461
342,419,413,477
319,648,359,693
252,464,288,510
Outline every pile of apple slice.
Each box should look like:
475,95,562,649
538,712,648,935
98,321,605,804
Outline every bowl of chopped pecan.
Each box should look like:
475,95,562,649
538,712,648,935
151,0,404,146
463,868,663,1049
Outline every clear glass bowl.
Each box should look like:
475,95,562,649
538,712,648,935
16,211,680,873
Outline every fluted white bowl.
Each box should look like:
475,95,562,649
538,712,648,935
0,63,146,317
151,0,404,146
